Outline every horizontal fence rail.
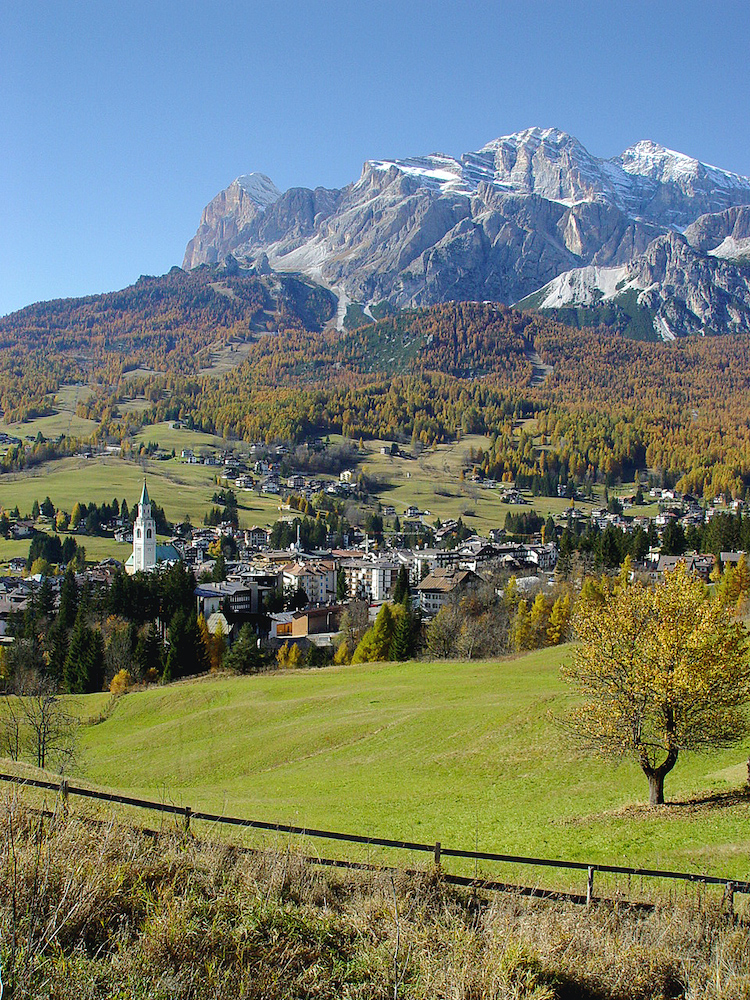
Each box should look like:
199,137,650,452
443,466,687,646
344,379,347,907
2,772,748,908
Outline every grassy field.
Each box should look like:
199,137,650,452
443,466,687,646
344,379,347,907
2,384,98,441
130,420,248,454
25,649,748,888
0,453,286,543
358,436,601,531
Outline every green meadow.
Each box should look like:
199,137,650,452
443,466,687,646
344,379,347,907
30,648,749,891
130,420,245,454
0,453,288,566
357,435,600,531
1,384,98,441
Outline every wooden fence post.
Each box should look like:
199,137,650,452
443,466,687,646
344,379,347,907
726,881,735,917
587,866,595,905
434,841,441,873
184,806,191,835
60,779,69,816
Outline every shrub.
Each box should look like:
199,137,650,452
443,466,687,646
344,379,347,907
109,668,133,695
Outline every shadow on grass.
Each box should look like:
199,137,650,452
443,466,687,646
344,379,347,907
620,785,750,821
666,786,750,810
566,785,750,828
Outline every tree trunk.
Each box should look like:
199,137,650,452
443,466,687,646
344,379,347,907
648,772,665,805
642,746,679,805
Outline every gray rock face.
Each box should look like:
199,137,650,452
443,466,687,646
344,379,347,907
182,128,750,313
183,173,281,266
628,233,750,335
527,231,750,338
685,206,750,252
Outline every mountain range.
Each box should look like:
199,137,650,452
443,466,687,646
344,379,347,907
183,127,750,339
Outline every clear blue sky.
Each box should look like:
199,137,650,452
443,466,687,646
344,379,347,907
2,0,749,316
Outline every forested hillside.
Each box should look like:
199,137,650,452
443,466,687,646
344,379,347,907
0,265,335,421
4,268,750,499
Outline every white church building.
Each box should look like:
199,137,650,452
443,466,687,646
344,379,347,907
125,481,180,575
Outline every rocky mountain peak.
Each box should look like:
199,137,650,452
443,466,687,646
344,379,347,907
182,129,750,315
616,140,705,185
234,172,282,209
472,127,604,204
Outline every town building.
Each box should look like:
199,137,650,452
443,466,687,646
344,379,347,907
416,567,480,618
282,560,337,604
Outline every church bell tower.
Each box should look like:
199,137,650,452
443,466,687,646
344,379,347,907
133,480,157,572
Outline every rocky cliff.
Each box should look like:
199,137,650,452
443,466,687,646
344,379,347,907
183,128,750,322
521,230,750,339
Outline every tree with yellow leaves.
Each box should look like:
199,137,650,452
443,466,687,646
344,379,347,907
528,592,552,647
715,554,750,611
196,614,213,670
277,640,304,668
564,566,750,805
511,598,533,652
546,593,571,645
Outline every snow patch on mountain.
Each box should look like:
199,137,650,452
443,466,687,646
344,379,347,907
708,236,750,262
270,238,332,283
370,154,470,194
235,173,281,209
535,265,633,308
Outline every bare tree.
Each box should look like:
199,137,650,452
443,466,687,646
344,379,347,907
339,600,370,649
344,503,364,527
102,615,133,688
455,615,486,659
424,604,463,658
16,676,79,773
0,692,22,760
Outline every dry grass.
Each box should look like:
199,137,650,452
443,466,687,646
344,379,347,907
1,794,749,999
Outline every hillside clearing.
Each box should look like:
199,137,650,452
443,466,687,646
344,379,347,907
18,650,749,885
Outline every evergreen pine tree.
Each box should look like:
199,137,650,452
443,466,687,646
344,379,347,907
165,608,188,681
136,622,164,680
389,605,413,661
88,628,105,693
45,618,69,685
37,575,55,618
211,550,226,582
222,624,264,674
63,608,103,693
64,609,90,693
392,565,410,604
58,566,79,629
165,609,207,680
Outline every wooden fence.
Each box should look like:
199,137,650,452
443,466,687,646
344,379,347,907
2,771,748,911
